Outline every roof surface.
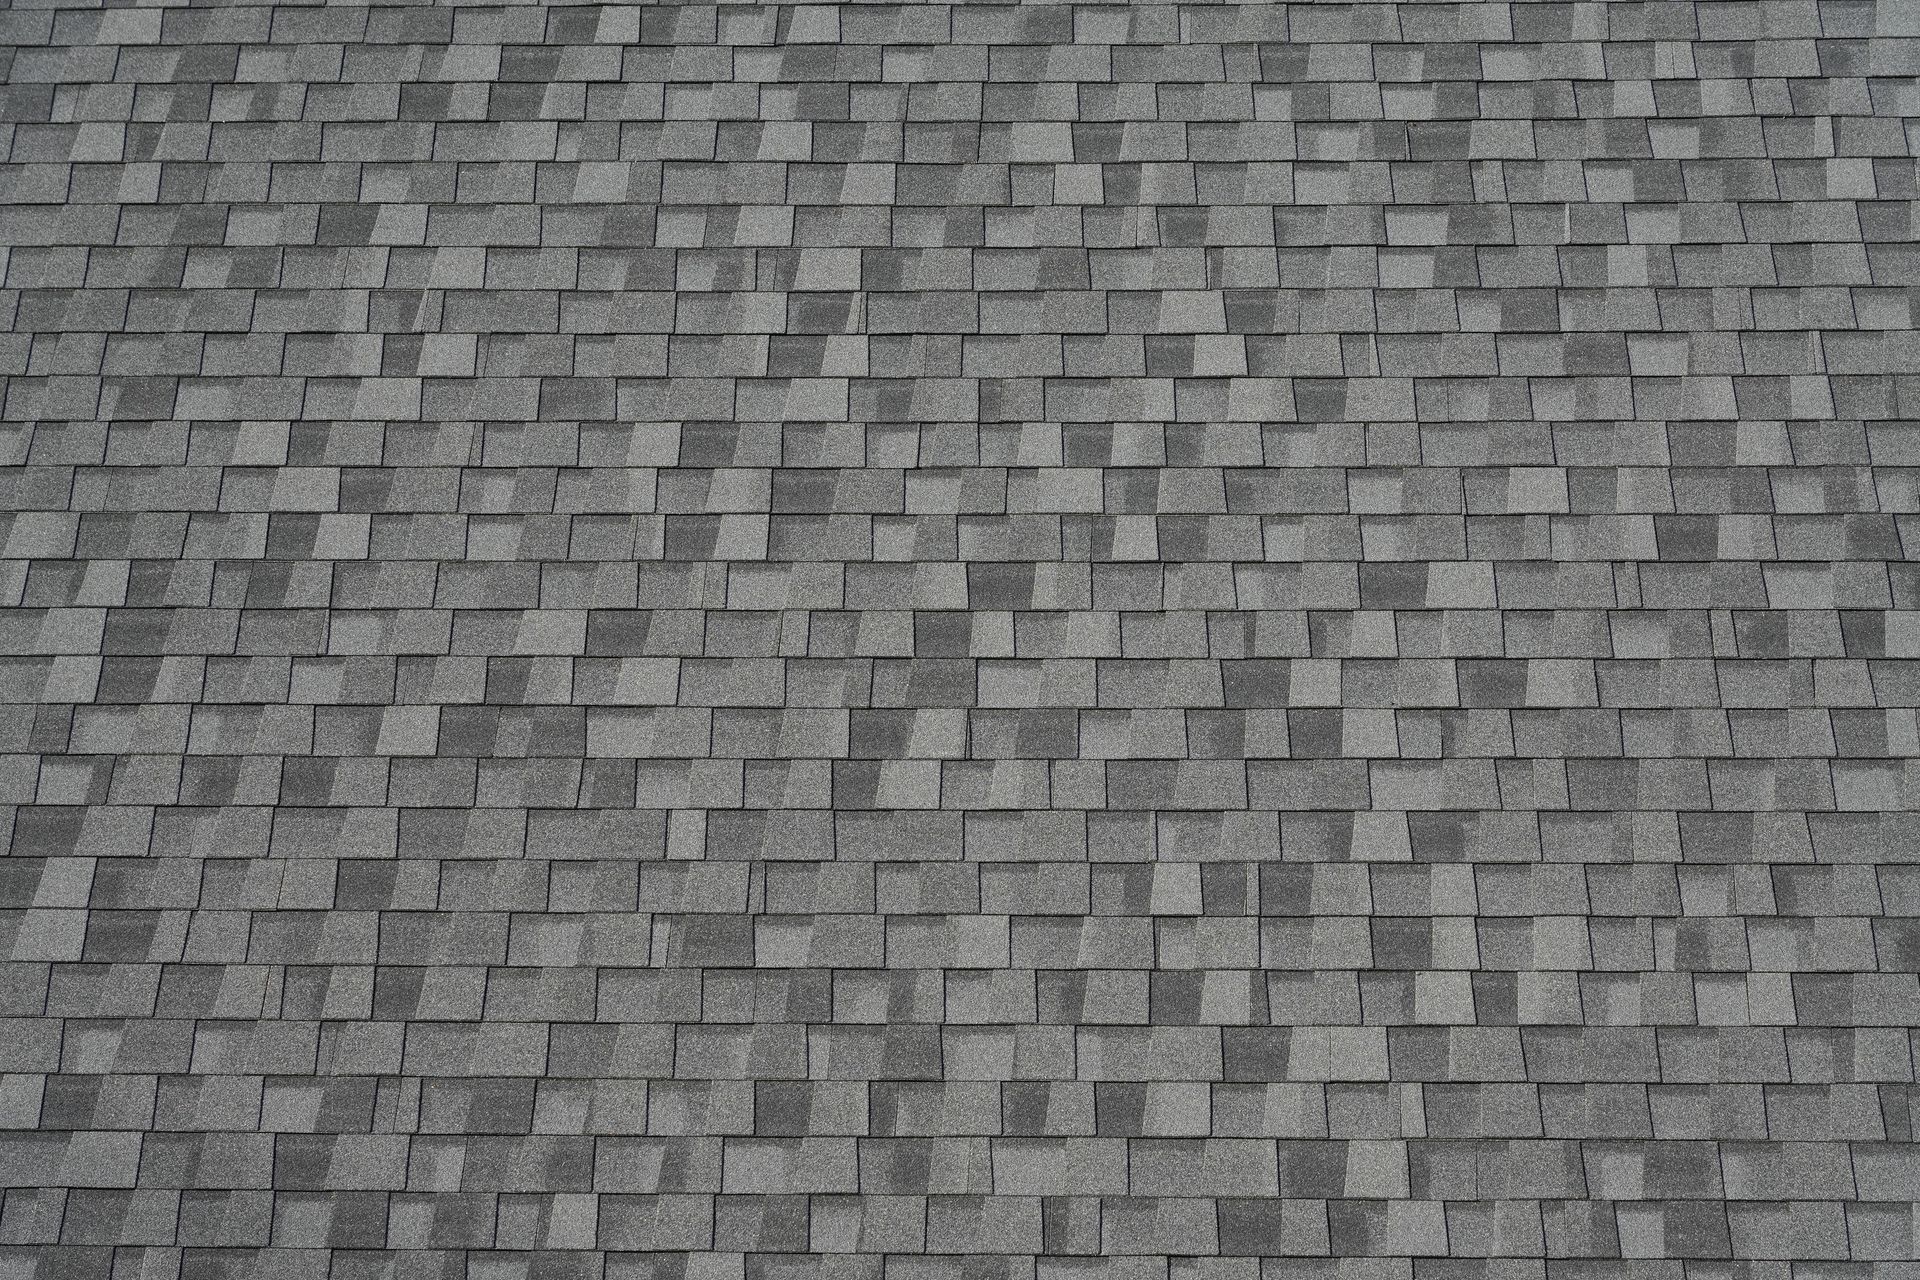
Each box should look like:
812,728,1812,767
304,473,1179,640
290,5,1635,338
2,2,1919,1277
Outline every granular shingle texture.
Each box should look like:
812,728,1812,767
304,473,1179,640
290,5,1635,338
4,1,1920,1277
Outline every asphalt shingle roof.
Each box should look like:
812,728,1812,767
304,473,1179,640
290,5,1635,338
3,1,1920,1276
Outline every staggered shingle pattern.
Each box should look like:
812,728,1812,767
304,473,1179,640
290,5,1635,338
4,1,1920,1276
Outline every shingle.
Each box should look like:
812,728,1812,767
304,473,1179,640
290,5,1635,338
4,0,1912,1271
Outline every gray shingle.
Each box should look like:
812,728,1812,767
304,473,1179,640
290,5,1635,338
0,2,1913,1274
